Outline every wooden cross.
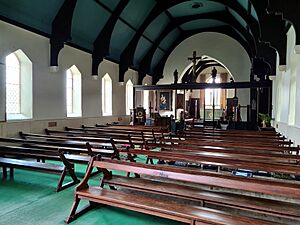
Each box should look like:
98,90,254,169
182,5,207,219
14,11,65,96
187,51,202,81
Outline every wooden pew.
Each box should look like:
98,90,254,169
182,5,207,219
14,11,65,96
43,129,145,146
189,127,278,135
0,146,80,191
20,132,140,148
65,126,159,142
95,124,169,132
65,156,282,224
105,175,300,222
158,136,294,150
146,141,299,155
179,131,284,140
145,143,300,164
77,126,165,138
0,136,116,157
186,128,279,136
162,134,291,146
125,149,300,176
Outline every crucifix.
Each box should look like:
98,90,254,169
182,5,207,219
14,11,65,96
187,51,202,83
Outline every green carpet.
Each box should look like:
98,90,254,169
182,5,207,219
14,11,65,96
0,162,183,225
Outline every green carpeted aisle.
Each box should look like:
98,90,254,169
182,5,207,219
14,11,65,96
0,162,183,225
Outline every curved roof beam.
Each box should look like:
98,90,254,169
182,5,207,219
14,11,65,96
256,42,277,76
175,11,257,53
213,0,260,38
152,26,252,84
118,0,187,82
181,59,220,83
196,63,224,77
138,11,255,84
50,0,78,68
252,0,287,66
120,0,258,82
91,0,129,77
268,0,300,46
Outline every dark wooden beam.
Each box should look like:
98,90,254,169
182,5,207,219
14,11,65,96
268,0,300,45
119,0,186,82
50,0,77,67
92,0,129,76
139,11,255,84
134,80,272,91
252,0,287,66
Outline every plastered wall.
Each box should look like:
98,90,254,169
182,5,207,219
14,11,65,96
272,26,300,146
0,20,139,137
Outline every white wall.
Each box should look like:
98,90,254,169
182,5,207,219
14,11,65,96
272,26,300,145
159,32,251,84
0,20,139,137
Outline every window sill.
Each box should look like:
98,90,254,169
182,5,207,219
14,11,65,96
67,114,82,118
6,114,32,122
102,114,113,116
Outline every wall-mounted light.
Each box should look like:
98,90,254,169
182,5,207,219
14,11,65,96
118,82,124,86
92,75,98,80
278,65,286,72
50,66,59,73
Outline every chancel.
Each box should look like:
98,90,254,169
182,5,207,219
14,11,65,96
0,1,300,225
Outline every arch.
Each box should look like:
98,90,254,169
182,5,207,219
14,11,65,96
102,73,112,116
5,49,32,120
179,55,234,83
159,32,251,84
66,65,82,117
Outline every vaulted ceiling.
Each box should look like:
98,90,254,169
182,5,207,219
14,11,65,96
0,0,299,84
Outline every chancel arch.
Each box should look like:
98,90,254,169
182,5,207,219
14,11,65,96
160,32,251,84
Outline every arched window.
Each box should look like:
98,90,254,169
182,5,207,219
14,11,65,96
6,53,20,114
205,77,221,109
143,90,149,114
6,50,32,120
126,79,133,115
102,73,112,116
66,65,82,117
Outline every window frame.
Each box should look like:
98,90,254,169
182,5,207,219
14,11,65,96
102,73,113,116
205,77,221,109
6,52,21,115
66,65,82,118
5,50,33,121
126,79,134,116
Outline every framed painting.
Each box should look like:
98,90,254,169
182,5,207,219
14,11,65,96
158,91,172,110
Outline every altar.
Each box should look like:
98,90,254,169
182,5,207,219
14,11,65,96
132,51,272,129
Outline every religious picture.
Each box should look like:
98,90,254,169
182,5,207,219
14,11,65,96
159,91,171,110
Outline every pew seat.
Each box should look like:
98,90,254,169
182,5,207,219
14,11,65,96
105,175,300,221
0,157,79,191
65,157,288,224
69,187,277,225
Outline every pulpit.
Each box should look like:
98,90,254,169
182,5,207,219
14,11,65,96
130,107,146,125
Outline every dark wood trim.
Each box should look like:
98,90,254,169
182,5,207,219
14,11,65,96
134,81,272,91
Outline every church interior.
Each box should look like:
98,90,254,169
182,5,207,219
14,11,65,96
0,0,300,224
